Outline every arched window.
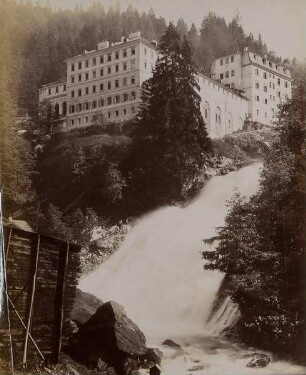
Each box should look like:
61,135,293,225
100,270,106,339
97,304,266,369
54,103,59,117
238,117,244,130
215,107,222,138
62,102,67,115
203,101,210,133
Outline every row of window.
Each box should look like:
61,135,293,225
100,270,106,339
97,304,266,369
220,70,235,79
255,69,290,87
70,77,136,97
71,47,136,71
70,107,136,126
220,56,235,65
70,60,137,83
253,54,288,74
69,92,137,113
47,85,66,95
255,91,285,103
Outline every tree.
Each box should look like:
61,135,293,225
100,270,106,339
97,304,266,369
203,80,305,362
124,23,212,212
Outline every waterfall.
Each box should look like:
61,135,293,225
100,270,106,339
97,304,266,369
79,162,263,340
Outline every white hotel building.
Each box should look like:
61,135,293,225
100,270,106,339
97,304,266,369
39,33,291,138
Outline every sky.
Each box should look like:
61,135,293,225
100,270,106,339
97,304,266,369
43,0,306,60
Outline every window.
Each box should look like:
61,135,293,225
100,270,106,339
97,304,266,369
78,61,82,69
264,98,268,104
256,95,260,101
92,100,97,109
123,109,127,115
71,63,75,72
123,93,128,102
277,78,280,86
115,95,120,103
123,49,127,58
131,60,135,69
92,57,96,66
63,85,66,91
265,112,267,118
86,117,88,123
285,81,288,88
48,88,51,95
263,72,267,79
115,51,119,59
85,102,89,110
71,105,75,113
255,82,259,89
278,91,281,98
131,76,135,84
273,83,275,89
144,62,147,69
100,68,104,77
108,81,111,90
71,119,74,126
255,69,259,76
231,70,235,77
99,99,104,107
78,74,82,82
269,82,271,88
100,56,104,64
131,91,136,100
220,59,223,66
123,77,127,86
100,83,104,91
225,57,229,64
71,76,75,83
131,48,135,55
225,71,229,78
257,110,259,115
55,87,59,93
85,87,89,95
115,79,119,88
144,48,147,55
92,85,96,93
231,56,234,63
77,103,82,112
131,107,135,113
85,60,89,68
123,62,127,71
93,70,96,78
71,90,75,98
108,53,111,62
108,66,111,74
108,112,111,118
264,86,267,92
85,72,89,80
220,73,224,80
116,110,119,117
107,97,112,105
78,89,82,97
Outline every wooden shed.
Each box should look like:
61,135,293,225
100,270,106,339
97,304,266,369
0,223,82,367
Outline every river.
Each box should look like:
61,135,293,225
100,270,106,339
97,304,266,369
79,162,305,375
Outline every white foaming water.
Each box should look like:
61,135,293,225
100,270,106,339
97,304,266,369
79,162,305,375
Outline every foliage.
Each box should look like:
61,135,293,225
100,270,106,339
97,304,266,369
122,24,212,213
203,81,305,362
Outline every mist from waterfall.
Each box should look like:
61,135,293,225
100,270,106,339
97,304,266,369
79,162,262,339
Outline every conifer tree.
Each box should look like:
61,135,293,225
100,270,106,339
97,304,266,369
124,23,212,211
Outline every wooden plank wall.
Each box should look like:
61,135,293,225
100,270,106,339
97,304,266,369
0,226,81,365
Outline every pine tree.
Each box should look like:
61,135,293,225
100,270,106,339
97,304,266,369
124,23,212,211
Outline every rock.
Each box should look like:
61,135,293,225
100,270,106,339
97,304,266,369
68,300,147,374
70,288,103,325
162,339,181,348
247,353,270,368
188,364,205,371
140,348,163,366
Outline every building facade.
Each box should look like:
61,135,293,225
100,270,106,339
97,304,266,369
40,34,292,137
211,48,292,126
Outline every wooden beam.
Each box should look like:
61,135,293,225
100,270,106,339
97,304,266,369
22,234,40,368
55,242,69,363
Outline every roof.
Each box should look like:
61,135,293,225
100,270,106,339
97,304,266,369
246,51,292,79
2,220,82,253
65,35,157,63
40,79,67,89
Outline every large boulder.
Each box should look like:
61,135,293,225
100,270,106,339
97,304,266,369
70,288,103,325
68,300,147,374
247,353,270,368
